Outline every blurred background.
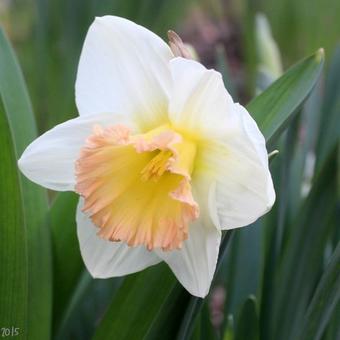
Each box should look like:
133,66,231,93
0,1,339,339
1,0,340,131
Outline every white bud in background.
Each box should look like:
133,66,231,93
255,13,283,92
167,30,198,60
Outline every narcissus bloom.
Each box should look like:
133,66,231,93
18,16,275,297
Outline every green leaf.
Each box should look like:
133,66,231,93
0,29,37,154
223,221,262,317
229,56,325,332
296,241,340,340
51,192,84,332
145,285,190,340
177,297,204,340
234,296,259,340
190,302,217,340
247,48,324,144
55,273,123,340
223,315,234,340
315,45,340,173
270,150,338,340
0,28,52,338
257,141,284,340
0,102,27,336
93,264,180,340
323,301,340,340
258,123,300,340
287,81,322,220
219,46,324,340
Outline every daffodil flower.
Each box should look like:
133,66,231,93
18,16,275,297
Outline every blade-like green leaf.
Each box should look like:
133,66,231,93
296,241,340,340
234,296,259,340
56,272,123,340
51,192,84,332
0,28,51,339
224,52,325,337
0,103,27,337
247,48,324,144
190,302,217,340
315,45,340,174
258,140,283,340
223,221,262,317
145,285,190,340
177,296,204,340
323,301,340,340
0,29,38,154
223,315,234,340
93,264,179,340
219,48,324,340
287,81,322,220
271,150,337,340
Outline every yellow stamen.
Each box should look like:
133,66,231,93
141,150,172,182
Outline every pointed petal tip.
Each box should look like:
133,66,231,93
317,47,325,56
157,222,220,299
316,47,325,62
17,150,33,181
17,154,24,170
167,31,194,59
92,15,108,26
191,287,209,298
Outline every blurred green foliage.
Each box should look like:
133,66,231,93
1,0,193,132
259,0,340,65
2,0,340,130
0,0,339,340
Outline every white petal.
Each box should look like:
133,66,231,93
198,103,275,229
168,57,234,139
168,57,274,229
156,218,221,298
76,16,173,131
76,199,161,278
18,113,136,191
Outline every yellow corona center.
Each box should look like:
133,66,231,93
75,124,199,251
